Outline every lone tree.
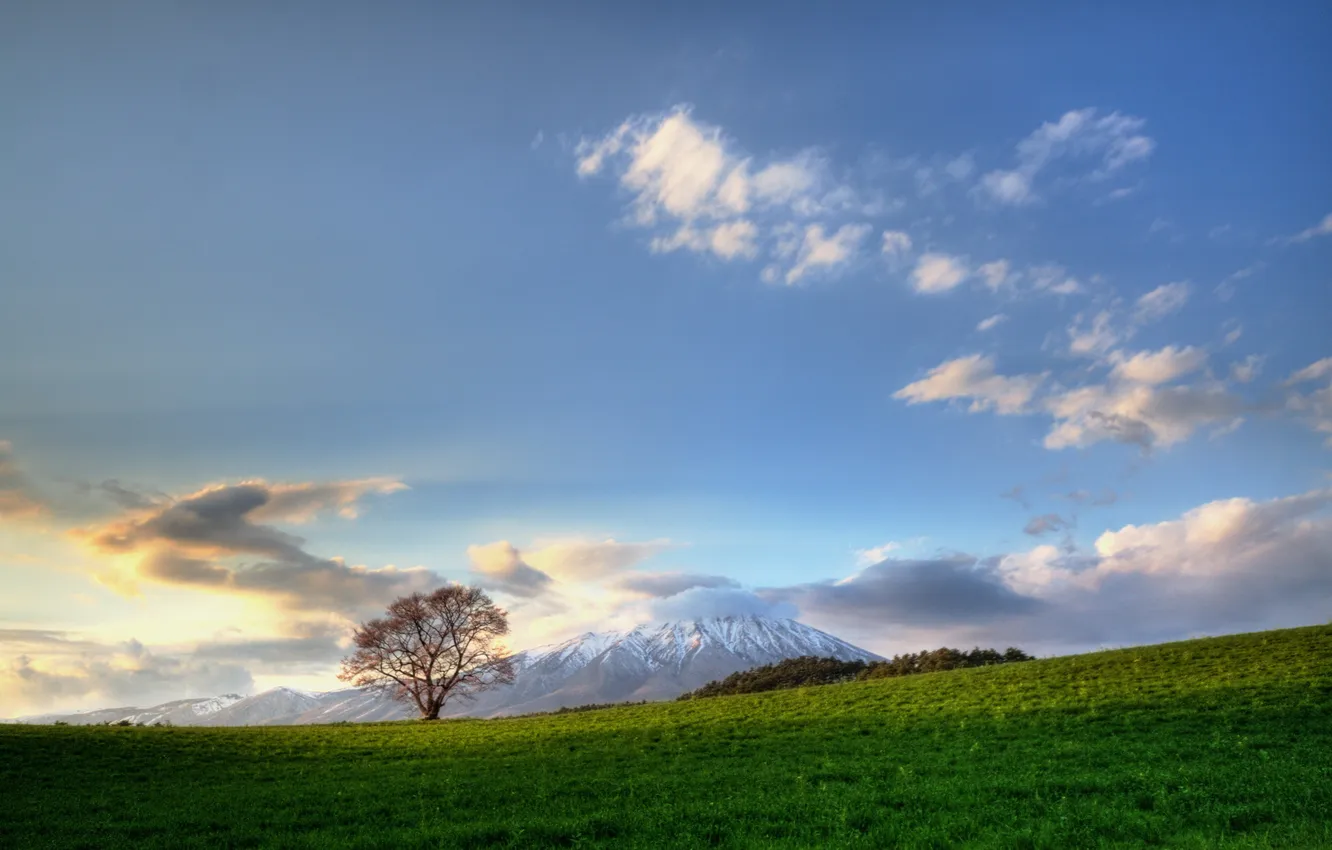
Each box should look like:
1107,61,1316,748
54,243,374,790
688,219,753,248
338,585,516,720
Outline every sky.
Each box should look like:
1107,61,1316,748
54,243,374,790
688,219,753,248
2,0,1330,717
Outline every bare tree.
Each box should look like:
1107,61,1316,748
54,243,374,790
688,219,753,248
338,585,516,720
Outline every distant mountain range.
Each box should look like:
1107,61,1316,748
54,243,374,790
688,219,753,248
12,616,880,726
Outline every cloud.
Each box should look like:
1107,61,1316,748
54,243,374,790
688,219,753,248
1273,212,1332,245
70,478,433,615
518,537,676,583
0,441,47,521
944,153,975,180
577,105,875,282
854,542,901,567
614,572,740,599
976,314,1008,332
978,108,1155,206
1134,281,1190,324
910,253,970,294
93,480,169,511
1287,357,1332,385
764,490,1332,656
894,348,1251,453
762,556,1044,628
1024,514,1071,536
1215,264,1262,302
650,587,796,622
1109,345,1208,386
466,541,555,598
1065,489,1118,506
1043,382,1247,451
977,260,1013,291
1230,355,1264,384
1026,264,1082,295
881,230,912,260
779,223,872,284
1067,311,1120,358
1223,321,1244,346
894,354,1045,415
188,628,346,671
1,630,256,717
1285,358,1332,445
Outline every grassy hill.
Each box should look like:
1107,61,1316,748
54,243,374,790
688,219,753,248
3,625,1330,849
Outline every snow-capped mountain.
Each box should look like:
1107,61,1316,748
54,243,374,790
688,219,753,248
456,615,881,717
14,694,245,727
12,616,879,726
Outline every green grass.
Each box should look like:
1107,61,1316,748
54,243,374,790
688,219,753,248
3,625,1330,849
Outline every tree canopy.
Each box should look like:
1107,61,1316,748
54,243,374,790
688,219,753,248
338,585,516,720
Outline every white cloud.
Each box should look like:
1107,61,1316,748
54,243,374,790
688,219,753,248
855,542,901,567
708,220,760,259
910,253,970,294
577,105,875,281
1285,358,1332,445
1109,345,1208,386
1043,382,1244,451
1134,281,1190,323
1027,264,1081,295
977,259,1013,291
1215,263,1261,302
978,170,1033,205
1067,311,1120,358
782,223,871,284
1287,357,1332,385
976,313,1008,332
978,108,1155,206
894,354,1045,415
945,154,975,180
1230,355,1264,384
1223,322,1244,346
1275,212,1332,245
1092,490,1332,576
881,230,912,259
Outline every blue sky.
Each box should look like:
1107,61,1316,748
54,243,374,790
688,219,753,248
2,1,1330,715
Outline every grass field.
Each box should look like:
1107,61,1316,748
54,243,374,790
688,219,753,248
3,625,1330,849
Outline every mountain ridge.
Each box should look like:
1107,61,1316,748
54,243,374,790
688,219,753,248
10,615,880,725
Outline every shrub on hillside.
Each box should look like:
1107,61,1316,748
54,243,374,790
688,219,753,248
677,656,871,700
678,646,1034,700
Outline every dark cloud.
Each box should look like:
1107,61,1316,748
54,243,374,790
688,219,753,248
1024,513,1071,536
762,556,1045,628
466,541,555,598
72,479,433,615
616,572,740,598
0,440,47,520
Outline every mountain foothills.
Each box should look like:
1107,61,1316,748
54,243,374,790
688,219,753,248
13,616,881,726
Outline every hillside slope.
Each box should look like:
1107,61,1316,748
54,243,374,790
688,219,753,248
2,625,1329,848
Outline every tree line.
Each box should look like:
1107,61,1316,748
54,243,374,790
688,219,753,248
677,646,1035,701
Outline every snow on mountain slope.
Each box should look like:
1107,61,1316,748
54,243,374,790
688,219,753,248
447,615,882,718
6,617,881,725
13,694,245,726
199,687,324,726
